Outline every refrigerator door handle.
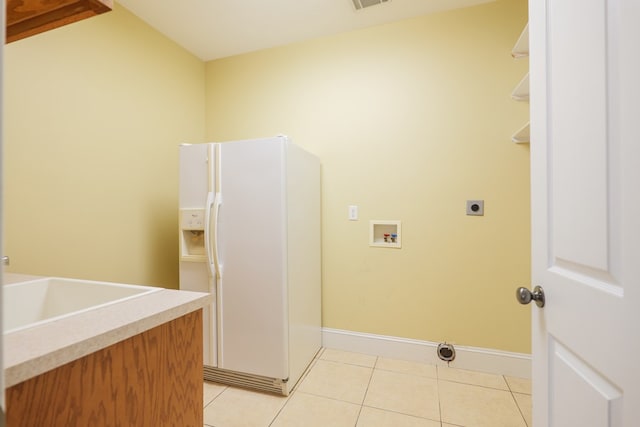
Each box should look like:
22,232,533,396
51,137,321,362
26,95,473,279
204,191,217,280
212,192,223,279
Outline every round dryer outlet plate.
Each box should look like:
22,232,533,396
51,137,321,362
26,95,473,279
437,342,456,362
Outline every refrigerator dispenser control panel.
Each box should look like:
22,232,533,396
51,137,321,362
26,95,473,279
180,209,205,230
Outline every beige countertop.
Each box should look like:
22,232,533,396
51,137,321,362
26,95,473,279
3,273,212,388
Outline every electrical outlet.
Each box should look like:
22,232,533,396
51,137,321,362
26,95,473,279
466,200,484,216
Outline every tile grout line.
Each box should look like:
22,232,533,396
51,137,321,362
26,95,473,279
266,391,292,427
436,365,444,426
353,355,379,427
504,375,529,427
203,383,229,410
293,389,364,406
504,374,513,393
319,358,378,369
361,401,442,424
512,393,530,427
268,350,374,427
267,354,322,427
437,377,513,392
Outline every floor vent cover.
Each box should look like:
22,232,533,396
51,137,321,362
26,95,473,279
204,366,289,396
351,0,390,11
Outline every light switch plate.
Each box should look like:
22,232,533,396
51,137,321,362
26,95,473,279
348,205,358,220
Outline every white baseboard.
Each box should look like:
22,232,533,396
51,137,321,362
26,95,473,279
322,328,531,379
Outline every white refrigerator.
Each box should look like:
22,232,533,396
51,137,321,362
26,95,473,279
178,136,321,395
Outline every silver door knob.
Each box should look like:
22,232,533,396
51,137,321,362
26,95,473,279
2,256,9,266
516,285,545,308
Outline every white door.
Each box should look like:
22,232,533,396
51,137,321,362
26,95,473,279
529,0,640,426
1,0,5,420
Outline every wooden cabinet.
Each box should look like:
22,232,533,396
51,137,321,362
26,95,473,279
5,310,203,427
6,0,113,43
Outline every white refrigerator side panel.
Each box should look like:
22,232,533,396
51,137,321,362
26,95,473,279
218,138,288,379
285,143,322,391
287,144,322,388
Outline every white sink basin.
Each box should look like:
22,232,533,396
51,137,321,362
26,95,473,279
3,277,162,333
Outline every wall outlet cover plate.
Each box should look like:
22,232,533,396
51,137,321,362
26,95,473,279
466,200,484,216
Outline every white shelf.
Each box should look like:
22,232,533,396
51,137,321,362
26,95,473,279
511,72,530,101
510,23,530,144
511,122,530,144
511,23,529,59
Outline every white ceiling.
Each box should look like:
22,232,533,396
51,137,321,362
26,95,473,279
116,0,494,61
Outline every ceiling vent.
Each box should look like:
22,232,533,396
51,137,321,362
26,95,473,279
351,0,390,11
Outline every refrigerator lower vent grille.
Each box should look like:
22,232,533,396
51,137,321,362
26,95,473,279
204,366,289,396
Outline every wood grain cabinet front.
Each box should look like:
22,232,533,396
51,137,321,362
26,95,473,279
6,0,113,43
5,310,203,427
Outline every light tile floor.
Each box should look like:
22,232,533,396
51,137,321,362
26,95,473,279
203,348,532,427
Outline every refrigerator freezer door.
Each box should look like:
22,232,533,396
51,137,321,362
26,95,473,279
217,137,289,379
179,143,218,367
179,143,215,207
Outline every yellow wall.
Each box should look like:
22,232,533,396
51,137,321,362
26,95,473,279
205,0,531,352
4,4,205,288
3,0,530,353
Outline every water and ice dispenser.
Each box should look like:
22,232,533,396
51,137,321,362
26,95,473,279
180,209,206,260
